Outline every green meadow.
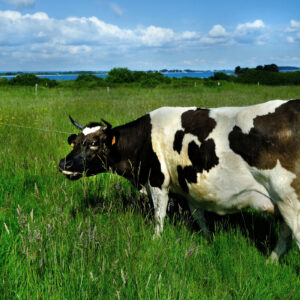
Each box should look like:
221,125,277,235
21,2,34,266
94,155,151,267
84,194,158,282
1,83,300,299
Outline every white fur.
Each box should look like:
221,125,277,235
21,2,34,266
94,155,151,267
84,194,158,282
82,126,101,136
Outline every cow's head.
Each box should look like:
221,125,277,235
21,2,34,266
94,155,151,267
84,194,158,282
59,116,116,180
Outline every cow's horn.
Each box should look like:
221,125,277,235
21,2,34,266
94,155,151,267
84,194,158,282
69,115,84,130
101,118,112,129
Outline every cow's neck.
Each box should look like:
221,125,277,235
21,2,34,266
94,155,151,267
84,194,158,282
108,114,152,186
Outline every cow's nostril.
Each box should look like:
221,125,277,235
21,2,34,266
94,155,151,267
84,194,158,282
59,159,73,170
65,161,73,169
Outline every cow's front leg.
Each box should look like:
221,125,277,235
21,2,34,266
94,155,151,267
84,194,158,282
188,203,210,239
146,185,169,237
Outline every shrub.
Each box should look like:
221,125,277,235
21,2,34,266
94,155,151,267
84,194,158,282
7,73,57,87
203,79,218,87
132,71,148,82
75,74,105,88
39,78,58,88
139,72,170,88
9,74,40,86
106,68,134,83
0,77,8,86
235,70,300,85
211,72,234,81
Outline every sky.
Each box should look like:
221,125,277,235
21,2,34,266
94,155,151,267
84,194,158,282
0,0,299,71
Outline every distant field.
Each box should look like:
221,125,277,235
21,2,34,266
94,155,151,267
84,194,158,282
1,83,300,299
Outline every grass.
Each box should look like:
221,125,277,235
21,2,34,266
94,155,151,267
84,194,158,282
1,82,300,299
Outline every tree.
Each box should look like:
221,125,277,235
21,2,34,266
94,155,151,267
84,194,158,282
263,64,279,72
9,74,40,86
235,66,241,74
106,68,134,83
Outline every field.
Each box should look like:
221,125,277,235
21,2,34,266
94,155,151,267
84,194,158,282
1,83,300,299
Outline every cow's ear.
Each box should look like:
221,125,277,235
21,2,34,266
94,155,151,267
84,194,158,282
68,134,77,147
104,130,118,147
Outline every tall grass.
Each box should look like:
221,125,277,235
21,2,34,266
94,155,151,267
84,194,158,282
1,83,300,299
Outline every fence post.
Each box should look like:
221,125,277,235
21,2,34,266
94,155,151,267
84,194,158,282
35,83,38,95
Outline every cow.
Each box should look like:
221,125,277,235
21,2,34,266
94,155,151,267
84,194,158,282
59,99,300,262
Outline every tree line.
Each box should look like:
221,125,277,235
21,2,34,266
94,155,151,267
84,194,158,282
0,66,300,88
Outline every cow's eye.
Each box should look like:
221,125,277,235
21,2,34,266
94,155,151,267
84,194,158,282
90,141,99,150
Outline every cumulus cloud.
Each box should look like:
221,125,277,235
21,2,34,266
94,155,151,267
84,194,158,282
234,20,267,44
286,20,300,43
0,10,198,48
200,24,231,45
2,0,35,7
199,20,268,46
208,25,228,37
236,19,265,31
286,20,300,32
0,11,276,70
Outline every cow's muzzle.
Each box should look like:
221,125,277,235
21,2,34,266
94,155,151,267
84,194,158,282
59,159,83,180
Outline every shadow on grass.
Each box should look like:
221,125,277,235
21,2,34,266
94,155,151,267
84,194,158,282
204,211,278,256
76,189,278,257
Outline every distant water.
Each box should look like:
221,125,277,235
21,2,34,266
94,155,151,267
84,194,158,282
0,72,229,81
0,69,297,81
0,74,107,81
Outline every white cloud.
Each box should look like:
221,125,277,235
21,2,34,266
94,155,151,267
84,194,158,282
208,25,228,37
286,19,300,32
200,24,231,45
0,11,289,70
0,10,199,49
286,20,300,43
138,26,175,46
2,0,35,7
234,20,267,44
236,19,265,31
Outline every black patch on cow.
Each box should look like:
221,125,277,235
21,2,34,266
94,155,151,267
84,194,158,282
177,166,188,193
182,108,217,142
228,100,300,172
173,108,217,155
173,130,185,154
188,139,219,173
177,165,197,193
174,108,219,193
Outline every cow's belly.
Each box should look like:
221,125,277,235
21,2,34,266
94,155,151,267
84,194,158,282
169,154,275,215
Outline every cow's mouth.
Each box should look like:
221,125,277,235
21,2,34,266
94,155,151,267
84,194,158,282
59,168,83,180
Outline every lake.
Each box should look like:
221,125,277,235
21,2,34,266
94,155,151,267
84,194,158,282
0,69,297,81
0,71,230,81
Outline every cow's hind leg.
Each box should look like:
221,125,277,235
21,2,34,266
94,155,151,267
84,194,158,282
277,198,300,251
146,185,169,237
267,221,292,264
268,192,300,262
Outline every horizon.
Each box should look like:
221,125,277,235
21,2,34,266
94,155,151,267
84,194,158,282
0,0,300,71
0,65,299,75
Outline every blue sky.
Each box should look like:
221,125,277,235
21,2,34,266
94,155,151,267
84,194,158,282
0,0,299,71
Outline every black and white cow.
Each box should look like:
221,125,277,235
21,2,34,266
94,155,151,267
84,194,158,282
59,99,300,262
